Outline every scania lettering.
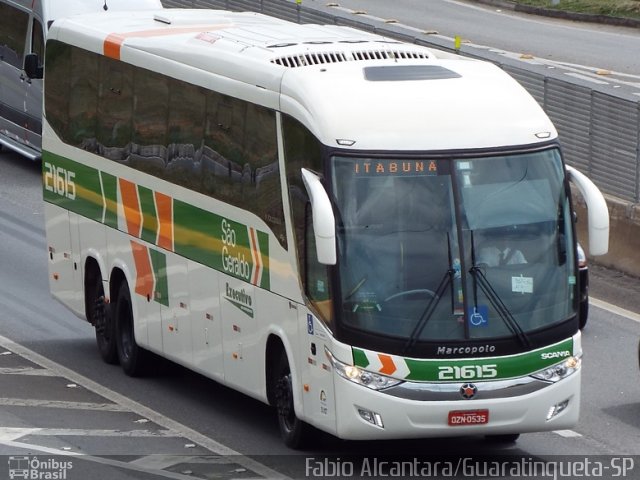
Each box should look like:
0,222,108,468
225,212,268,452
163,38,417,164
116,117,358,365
541,351,572,360
42,9,609,448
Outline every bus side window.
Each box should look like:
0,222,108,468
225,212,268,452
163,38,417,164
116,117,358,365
69,46,98,148
305,202,333,323
97,56,133,156
43,41,71,140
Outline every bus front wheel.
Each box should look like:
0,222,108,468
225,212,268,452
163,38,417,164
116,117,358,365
114,282,148,377
274,351,310,449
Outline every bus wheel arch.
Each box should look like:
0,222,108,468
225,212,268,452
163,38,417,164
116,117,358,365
266,335,311,449
85,258,117,364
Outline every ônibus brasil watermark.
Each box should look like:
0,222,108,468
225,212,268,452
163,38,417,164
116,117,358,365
8,456,72,480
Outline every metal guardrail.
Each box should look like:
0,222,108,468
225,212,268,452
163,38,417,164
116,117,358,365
162,0,640,204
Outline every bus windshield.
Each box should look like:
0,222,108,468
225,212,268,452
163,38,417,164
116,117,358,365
330,148,576,349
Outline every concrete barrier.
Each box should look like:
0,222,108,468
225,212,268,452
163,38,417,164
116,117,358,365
575,195,640,278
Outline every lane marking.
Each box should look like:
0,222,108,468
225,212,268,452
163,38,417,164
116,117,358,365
0,334,290,480
554,429,583,438
0,428,40,442
590,297,640,324
0,366,57,376
4,427,179,438
0,398,129,411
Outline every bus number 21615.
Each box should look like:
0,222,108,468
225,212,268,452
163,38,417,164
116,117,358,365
44,162,76,200
438,364,498,381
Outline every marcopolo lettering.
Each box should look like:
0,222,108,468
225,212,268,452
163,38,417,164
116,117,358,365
437,345,496,356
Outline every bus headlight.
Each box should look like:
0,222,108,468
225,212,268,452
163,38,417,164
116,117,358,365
326,348,403,391
532,356,581,383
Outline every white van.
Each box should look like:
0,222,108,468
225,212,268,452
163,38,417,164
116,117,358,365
0,0,163,160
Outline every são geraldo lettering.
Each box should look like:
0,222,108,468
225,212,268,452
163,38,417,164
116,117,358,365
221,219,250,280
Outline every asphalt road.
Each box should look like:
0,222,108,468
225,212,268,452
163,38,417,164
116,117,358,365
304,0,640,92
2,147,640,479
308,0,640,74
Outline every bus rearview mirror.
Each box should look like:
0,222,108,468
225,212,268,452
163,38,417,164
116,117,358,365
301,168,337,265
566,165,609,256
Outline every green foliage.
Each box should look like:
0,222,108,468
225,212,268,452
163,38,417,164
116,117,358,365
510,0,640,19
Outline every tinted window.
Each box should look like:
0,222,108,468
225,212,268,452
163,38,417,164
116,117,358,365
282,115,331,320
69,47,98,147
31,18,44,63
45,41,287,248
43,41,71,137
0,3,29,68
97,56,133,158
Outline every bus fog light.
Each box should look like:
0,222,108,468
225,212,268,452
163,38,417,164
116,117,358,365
546,398,570,420
357,407,384,428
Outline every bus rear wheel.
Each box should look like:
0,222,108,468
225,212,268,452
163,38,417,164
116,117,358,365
274,351,310,449
114,282,148,377
91,277,118,365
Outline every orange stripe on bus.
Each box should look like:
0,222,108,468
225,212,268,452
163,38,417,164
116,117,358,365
104,34,126,60
131,241,154,299
119,179,142,238
155,191,173,252
378,354,397,376
249,227,262,286
103,24,231,60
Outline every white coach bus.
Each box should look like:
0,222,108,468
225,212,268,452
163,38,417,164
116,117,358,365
42,9,609,448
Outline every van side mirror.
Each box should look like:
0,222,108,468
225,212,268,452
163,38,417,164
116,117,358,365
24,53,43,79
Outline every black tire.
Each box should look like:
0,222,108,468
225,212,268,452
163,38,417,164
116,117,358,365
114,282,148,377
274,351,311,449
485,433,520,444
91,277,118,364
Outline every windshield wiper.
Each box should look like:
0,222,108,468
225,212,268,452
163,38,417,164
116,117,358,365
402,234,454,356
469,231,531,349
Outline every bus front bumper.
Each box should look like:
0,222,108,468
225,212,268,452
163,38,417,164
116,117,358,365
332,370,580,440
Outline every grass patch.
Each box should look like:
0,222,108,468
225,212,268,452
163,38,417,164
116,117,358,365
510,0,640,19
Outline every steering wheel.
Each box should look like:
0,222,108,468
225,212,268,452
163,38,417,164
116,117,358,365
384,289,438,303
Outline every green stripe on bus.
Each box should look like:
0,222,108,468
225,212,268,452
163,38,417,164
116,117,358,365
43,151,103,222
138,185,158,245
352,338,574,382
173,200,218,267
101,172,118,229
150,249,169,307
352,349,370,370
257,230,270,290
42,151,271,291
173,199,270,288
